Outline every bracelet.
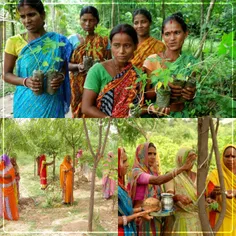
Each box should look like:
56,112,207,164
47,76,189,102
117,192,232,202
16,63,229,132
147,103,153,114
122,215,127,226
23,77,28,87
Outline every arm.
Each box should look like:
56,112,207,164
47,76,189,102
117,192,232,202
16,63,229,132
4,52,42,91
68,62,85,72
81,89,107,118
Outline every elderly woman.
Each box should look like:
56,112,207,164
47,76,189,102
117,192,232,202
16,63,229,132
60,155,74,204
206,144,236,235
118,147,158,235
163,147,202,235
0,154,19,220
127,142,195,235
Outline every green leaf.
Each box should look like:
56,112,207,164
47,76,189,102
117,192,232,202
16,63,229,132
42,61,49,67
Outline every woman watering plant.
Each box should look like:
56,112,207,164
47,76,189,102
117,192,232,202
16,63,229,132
82,24,143,118
68,6,111,118
3,0,72,118
143,12,198,117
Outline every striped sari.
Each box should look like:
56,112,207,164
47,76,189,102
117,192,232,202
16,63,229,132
70,34,110,118
97,63,140,118
0,161,19,221
131,37,165,69
14,32,72,118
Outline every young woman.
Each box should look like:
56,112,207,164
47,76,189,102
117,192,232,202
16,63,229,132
3,0,72,118
143,12,197,117
131,9,165,68
69,6,111,118
60,155,74,204
127,142,196,235
118,147,157,236
82,24,142,118
206,145,236,235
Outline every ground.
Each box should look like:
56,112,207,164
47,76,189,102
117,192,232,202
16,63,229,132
0,163,117,236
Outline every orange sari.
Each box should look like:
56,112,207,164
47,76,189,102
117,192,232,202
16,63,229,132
70,34,110,118
0,161,19,220
60,156,73,204
131,37,165,69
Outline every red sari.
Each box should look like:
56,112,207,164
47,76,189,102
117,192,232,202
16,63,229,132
39,155,47,189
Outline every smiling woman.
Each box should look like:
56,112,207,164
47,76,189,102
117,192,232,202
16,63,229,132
81,24,142,118
3,0,72,118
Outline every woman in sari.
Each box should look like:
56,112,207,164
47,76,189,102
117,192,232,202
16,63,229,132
10,155,20,201
38,154,54,190
0,154,19,221
3,0,72,118
118,147,157,236
60,155,74,204
127,143,196,235
102,151,116,199
143,12,197,117
69,6,111,118
131,9,165,69
206,144,236,235
82,24,141,118
163,147,202,235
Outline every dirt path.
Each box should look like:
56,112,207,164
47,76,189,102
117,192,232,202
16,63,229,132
0,94,73,118
0,165,117,236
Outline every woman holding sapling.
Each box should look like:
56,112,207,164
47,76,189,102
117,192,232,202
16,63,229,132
68,6,111,118
3,0,72,118
143,12,198,117
82,24,142,118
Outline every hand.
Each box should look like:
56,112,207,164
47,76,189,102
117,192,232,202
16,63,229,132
225,189,236,199
137,209,155,221
26,77,42,92
168,82,182,98
51,73,65,89
182,152,197,171
182,86,196,100
149,104,170,116
175,194,192,205
78,63,85,73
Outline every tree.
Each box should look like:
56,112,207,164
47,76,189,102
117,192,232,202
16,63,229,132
83,118,111,231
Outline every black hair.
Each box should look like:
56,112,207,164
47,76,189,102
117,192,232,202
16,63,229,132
162,12,188,33
17,0,45,15
148,142,156,149
132,8,152,23
109,24,138,45
80,6,99,23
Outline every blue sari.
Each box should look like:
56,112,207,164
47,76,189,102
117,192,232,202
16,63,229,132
14,32,72,118
118,186,137,236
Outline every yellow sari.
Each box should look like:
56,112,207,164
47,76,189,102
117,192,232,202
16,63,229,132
207,144,236,236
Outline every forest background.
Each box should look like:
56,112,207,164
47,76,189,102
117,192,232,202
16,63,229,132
0,0,236,117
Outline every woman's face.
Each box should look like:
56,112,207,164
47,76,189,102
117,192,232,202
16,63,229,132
80,13,98,34
223,147,236,171
148,146,156,167
133,14,151,37
120,152,129,176
19,5,45,33
111,33,137,64
67,156,71,162
162,20,188,52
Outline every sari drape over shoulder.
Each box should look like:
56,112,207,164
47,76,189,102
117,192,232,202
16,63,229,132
168,147,202,235
0,162,19,221
70,34,110,118
97,63,140,118
131,37,165,69
207,144,236,236
127,143,161,236
15,32,72,118
60,156,73,204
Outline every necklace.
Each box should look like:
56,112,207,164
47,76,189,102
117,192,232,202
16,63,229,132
113,59,119,75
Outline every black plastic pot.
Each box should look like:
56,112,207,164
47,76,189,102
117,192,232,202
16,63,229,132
32,70,44,95
46,71,62,95
156,87,171,108
83,56,93,72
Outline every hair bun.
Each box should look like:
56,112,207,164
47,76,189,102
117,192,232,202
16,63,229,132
172,12,184,19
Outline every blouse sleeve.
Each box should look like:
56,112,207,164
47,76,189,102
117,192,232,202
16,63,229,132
143,54,162,72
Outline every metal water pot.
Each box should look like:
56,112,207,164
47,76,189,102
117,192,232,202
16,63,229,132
161,193,174,211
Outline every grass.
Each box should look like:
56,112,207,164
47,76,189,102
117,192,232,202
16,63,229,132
0,81,15,97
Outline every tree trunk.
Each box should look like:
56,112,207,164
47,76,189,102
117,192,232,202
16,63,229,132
209,119,226,232
87,160,97,231
197,117,213,235
71,145,75,205
195,0,216,58
111,0,115,28
52,154,56,180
